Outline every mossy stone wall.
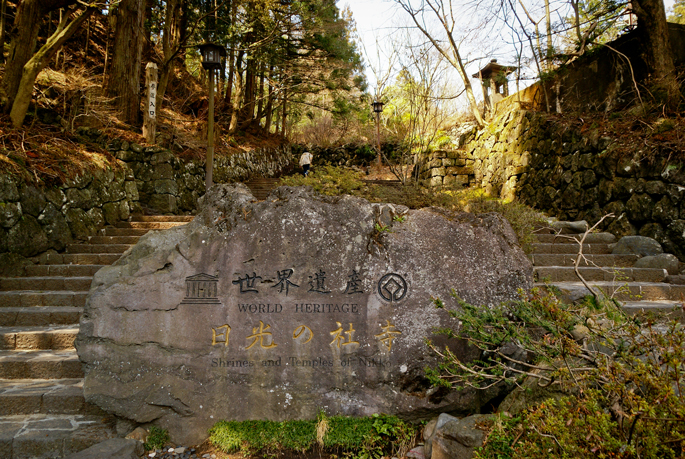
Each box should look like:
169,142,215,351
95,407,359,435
0,139,292,259
419,110,685,260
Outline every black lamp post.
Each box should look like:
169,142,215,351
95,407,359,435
371,101,384,166
198,43,226,191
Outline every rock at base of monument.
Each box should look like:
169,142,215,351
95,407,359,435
430,436,474,459
423,413,492,459
125,427,149,443
407,445,426,459
76,185,533,445
438,414,491,448
64,438,143,459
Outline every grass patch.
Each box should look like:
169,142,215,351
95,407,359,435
208,413,418,458
278,165,365,195
144,425,170,451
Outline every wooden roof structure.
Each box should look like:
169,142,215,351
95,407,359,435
472,59,517,80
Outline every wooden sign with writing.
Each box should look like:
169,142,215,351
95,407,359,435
143,62,158,143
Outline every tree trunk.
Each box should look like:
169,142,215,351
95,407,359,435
144,0,154,53
224,44,235,107
545,0,553,68
632,0,678,98
571,0,581,43
1,0,77,111
156,0,185,111
239,55,256,128
0,0,8,64
281,86,288,138
264,64,274,132
10,7,95,127
223,0,237,108
107,0,144,125
229,48,244,134
398,0,484,127
256,62,265,125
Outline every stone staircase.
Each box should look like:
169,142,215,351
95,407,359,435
531,229,685,316
0,215,193,459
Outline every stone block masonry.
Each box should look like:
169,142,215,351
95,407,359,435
110,139,292,214
0,168,136,258
418,109,685,262
0,138,292,260
415,150,477,189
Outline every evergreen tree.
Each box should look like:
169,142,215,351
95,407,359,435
668,0,685,23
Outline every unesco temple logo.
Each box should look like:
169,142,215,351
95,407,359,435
181,273,221,304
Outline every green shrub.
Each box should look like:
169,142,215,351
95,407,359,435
208,413,417,458
427,288,685,458
278,165,364,195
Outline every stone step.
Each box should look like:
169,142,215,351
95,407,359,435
0,292,87,308
0,326,78,351
101,227,150,237
0,350,83,379
115,221,187,229
0,308,82,327
0,379,105,416
0,278,92,292
0,413,116,458
362,179,403,187
24,265,104,278
37,253,120,266
131,215,194,222
538,281,685,302
530,253,639,268
531,243,611,255
534,267,667,283
622,300,685,319
533,225,586,235
86,235,141,245
534,232,616,244
65,244,132,254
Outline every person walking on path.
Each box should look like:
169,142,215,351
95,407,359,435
299,150,313,176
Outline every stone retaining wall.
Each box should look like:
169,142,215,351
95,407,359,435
419,110,685,261
0,140,292,258
0,168,137,258
415,150,477,188
110,139,291,213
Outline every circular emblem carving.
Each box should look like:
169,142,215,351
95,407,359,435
377,273,408,302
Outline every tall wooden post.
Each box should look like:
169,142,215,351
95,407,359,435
375,111,381,166
143,63,158,144
206,68,215,191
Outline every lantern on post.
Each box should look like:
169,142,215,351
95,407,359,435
371,101,384,166
198,43,226,191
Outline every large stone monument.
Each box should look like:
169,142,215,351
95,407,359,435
76,185,533,444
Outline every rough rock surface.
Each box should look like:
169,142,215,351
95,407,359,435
422,413,492,459
76,185,533,444
634,253,680,275
611,236,664,257
63,438,143,459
